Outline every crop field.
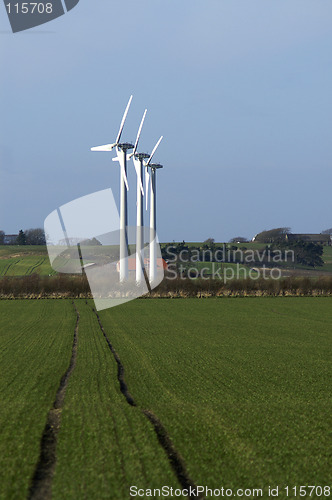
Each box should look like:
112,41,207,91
99,298,332,492
52,302,181,500
0,300,75,499
0,246,48,258
0,246,53,276
0,256,56,276
0,298,331,499
322,246,332,272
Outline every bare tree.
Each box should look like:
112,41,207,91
204,238,215,245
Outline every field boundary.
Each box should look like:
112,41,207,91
27,302,80,500
89,303,205,500
1,274,332,299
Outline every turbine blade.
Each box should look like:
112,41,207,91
133,157,144,196
121,164,129,191
91,143,116,151
133,157,140,177
116,95,133,144
116,147,129,191
146,136,163,166
133,109,147,155
145,167,150,210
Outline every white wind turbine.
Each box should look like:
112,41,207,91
127,109,149,285
91,95,134,282
144,137,163,285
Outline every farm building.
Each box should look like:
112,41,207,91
285,233,331,245
3,234,18,245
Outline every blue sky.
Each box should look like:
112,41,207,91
1,0,332,242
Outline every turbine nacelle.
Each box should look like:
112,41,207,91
117,142,135,151
148,163,163,170
135,152,150,160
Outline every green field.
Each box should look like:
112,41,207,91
0,298,331,499
52,302,182,500
0,300,75,498
0,256,56,276
0,246,54,276
99,298,332,491
322,245,332,272
0,245,48,258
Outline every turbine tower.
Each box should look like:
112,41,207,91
145,138,163,285
91,96,134,282
148,163,163,284
128,109,149,285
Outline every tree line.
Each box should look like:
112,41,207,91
162,235,325,268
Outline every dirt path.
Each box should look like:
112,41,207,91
27,302,79,500
90,303,204,500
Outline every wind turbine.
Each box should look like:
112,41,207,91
91,96,134,282
128,109,149,285
144,137,163,285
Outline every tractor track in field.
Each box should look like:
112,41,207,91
89,303,204,500
27,301,79,500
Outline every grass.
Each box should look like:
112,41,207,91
99,297,332,493
0,300,75,499
52,302,182,499
0,256,56,276
0,246,55,277
0,297,331,497
322,245,332,272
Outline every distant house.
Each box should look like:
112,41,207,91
3,234,18,245
285,234,331,246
